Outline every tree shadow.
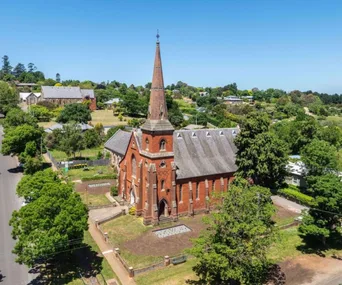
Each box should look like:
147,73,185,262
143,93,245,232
7,166,23,173
266,264,286,285
296,236,342,257
41,162,52,170
0,271,5,283
28,243,103,284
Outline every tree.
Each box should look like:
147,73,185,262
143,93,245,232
30,105,53,122
12,63,26,78
3,108,38,129
59,124,85,158
10,176,88,267
56,73,61,83
83,129,102,148
17,169,60,202
0,81,18,114
27,63,37,73
23,156,43,175
235,112,287,188
1,124,43,155
1,55,12,75
299,174,342,247
301,139,338,177
189,183,276,285
56,103,91,123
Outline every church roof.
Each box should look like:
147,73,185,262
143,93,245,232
104,129,131,156
173,128,239,179
106,127,239,179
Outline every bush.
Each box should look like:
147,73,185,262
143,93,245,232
68,163,88,169
81,174,117,181
129,206,136,215
278,188,313,206
110,186,118,197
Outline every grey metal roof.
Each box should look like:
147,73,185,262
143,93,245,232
44,123,93,133
41,86,95,99
174,128,239,179
104,129,132,156
141,119,174,132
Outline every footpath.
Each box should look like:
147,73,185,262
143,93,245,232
88,220,136,285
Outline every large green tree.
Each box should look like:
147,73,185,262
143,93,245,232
189,183,276,285
0,81,18,114
235,112,288,188
59,123,85,158
300,139,338,177
10,176,88,267
3,108,38,129
299,174,342,247
1,124,43,155
56,103,91,123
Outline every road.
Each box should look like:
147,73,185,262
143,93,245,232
271,195,308,214
0,126,34,284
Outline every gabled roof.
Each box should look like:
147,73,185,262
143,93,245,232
174,128,239,179
41,86,95,99
44,123,93,133
20,92,41,100
104,129,132,156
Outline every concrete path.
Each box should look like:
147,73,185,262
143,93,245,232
271,195,308,214
88,221,136,285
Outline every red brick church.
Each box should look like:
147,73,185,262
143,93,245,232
110,35,239,225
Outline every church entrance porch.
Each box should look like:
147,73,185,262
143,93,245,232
158,199,170,219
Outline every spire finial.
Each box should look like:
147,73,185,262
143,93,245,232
156,29,160,43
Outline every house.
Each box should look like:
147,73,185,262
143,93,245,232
199,91,209,97
41,86,96,110
223,96,243,104
107,37,239,225
20,92,41,104
285,155,307,188
44,123,93,133
182,124,205,130
104,98,121,108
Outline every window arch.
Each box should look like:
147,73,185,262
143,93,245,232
160,139,166,151
145,138,149,150
131,154,137,177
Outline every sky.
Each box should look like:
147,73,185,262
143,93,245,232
2,0,342,93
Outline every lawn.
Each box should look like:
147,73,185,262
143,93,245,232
66,165,114,181
101,215,161,268
135,258,197,285
38,120,57,129
79,192,111,207
91,110,131,126
68,230,120,285
49,146,104,161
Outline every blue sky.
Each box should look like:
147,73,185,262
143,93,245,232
2,0,342,93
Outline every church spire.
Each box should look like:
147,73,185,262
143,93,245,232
141,32,174,132
148,31,168,120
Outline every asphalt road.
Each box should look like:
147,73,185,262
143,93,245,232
0,126,34,284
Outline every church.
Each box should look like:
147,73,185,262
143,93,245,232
107,35,239,225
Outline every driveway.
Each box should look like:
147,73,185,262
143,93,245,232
271,195,308,214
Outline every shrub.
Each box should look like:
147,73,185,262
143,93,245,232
81,174,117,181
129,206,136,215
110,186,118,197
278,188,313,206
69,163,88,169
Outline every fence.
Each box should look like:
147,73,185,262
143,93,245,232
95,215,190,278
46,150,110,169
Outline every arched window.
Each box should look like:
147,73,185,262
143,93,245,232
179,184,183,202
161,180,165,190
160,139,166,151
131,154,137,177
145,138,149,150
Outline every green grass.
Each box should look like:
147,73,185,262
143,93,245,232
101,215,161,268
268,227,303,262
66,165,114,181
79,193,111,207
91,109,131,126
49,146,104,161
174,99,196,109
135,258,197,285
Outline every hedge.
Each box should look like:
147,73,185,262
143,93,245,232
81,174,117,181
278,188,313,206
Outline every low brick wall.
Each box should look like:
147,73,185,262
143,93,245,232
75,179,115,194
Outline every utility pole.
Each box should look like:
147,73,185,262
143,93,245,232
40,135,43,156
